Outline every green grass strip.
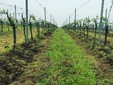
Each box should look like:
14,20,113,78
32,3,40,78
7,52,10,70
35,28,98,85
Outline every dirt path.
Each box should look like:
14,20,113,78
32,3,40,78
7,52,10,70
9,36,51,85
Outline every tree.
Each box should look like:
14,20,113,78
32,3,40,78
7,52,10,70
31,15,40,41
6,11,17,50
0,9,6,32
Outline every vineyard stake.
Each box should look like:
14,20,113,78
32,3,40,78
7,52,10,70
98,0,105,46
44,7,46,27
50,14,52,23
75,8,76,31
14,5,17,19
25,0,28,44
69,15,70,24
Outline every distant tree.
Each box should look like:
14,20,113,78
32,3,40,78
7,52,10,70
0,19,4,32
83,21,85,35
79,20,82,35
0,10,5,32
21,13,26,40
29,15,33,40
84,17,90,39
35,21,40,40
104,25,109,46
5,20,10,31
92,18,98,49
74,21,77,32
47,22,50,31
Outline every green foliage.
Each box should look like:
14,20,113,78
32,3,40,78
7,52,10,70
0,9,6,14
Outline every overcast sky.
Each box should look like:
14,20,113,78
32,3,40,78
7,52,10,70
0,0,113,26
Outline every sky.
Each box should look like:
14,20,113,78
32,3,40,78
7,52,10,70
0,0,113,27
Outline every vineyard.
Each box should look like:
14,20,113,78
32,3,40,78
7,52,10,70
0,0,113,85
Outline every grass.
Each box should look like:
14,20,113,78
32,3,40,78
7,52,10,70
35,28,101,85
0,28,51,85
68,29,113,84
85,30,113,44
0,27,38,53
8,31,52,85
